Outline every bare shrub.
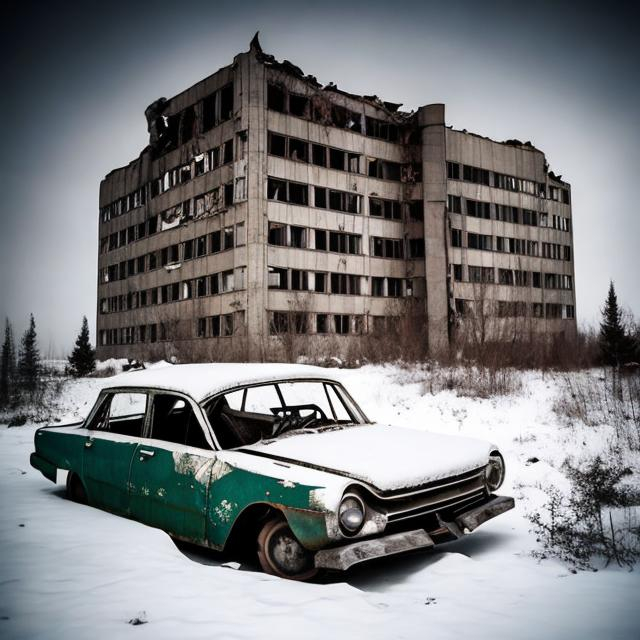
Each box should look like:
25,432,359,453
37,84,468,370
529,456,640,569
417,363,522,399
553,369,640,451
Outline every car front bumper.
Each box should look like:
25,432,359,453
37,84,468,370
314,494,514,570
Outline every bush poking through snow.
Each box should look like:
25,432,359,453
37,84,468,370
553,369,640,451
529,456,640,570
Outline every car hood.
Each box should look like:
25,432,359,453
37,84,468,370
239,423,493,493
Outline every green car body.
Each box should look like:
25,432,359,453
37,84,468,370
31,363,514,578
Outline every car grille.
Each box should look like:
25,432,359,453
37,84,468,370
367,467,488,525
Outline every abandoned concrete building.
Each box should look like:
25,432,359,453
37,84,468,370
96,34,577,362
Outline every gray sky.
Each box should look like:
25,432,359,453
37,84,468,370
1,0,638,355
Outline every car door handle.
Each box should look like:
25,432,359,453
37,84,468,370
139,449,155,459
84,440,94,449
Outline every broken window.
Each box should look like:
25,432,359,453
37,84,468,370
210,231,221,253
197,318,207,338
453,264,463,282
466,200,491,219
463,165,491,186
314,272,326,293
329,148,345,171
408,238,425,258
372,277,385,297
387,278,403,297
315,229,327,251
267,177,287,202
196,277,207,297
288,137,308,162
223,226,234,250
312,144,326,167
180,106,195,145
210,274,220,296
447,195,461,214
202,93,216,132
224,183,234,207
469,266,494,283
451,228,462,247
316,314,328,334
467,233,492,251
268,222,287,246
235,222,246,246
268,132,286,157
407,200,424,222
291,270,308,291
221,270,234,292
314,187,327,208
222,313,234,336
183,281,193,300
334,315,350,335
209,146,220,169
328,190,360,214
220,83,234,121
289,93,309,117
223,139,233,164
268,266,288,290
447,162,460,180
270,312,289,335
267,84,286,112
288,182,308,205
196,235,207,257
365,116,398,142
290,226,306,248
210,316,221,337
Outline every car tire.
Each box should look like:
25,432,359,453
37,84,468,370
257,517,318,581
66,472,88,504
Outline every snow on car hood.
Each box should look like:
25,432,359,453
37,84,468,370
240,423,493,492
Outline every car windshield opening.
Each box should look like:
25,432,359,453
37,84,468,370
204,380,364,449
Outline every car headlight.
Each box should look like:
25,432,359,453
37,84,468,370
485,453,505,491
339,494,365,535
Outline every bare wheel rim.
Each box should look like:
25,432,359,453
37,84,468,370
257,519,317,580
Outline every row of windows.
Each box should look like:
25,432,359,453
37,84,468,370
101,136,236,224
99,309,242,347
452,265,573,290
267,131,421,182
267,267,414,298
267,222,425,259
100,185,240,254
267,177,424,221
99,267,246,315
150,82,234,158
451,229,572,261
447,195,571,231
455,299,575,320
446,161,570,203
99,224,244,283
267,84,415,144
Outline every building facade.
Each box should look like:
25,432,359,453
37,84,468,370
97,36,577,362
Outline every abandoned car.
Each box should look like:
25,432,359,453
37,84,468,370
31,363,514,580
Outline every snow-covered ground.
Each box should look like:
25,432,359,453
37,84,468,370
1,365,639,639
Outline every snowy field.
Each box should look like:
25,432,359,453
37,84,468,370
1,364,639,639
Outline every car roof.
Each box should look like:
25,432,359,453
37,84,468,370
103,362,341,403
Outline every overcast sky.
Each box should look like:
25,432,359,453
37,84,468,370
1,0,638,355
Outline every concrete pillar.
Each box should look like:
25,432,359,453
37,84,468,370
418,104,449,356
242,48,269,361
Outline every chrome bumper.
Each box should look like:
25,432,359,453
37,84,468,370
314,494,514,571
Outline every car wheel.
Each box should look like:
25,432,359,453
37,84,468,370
66,472,88,504
257,517,318,581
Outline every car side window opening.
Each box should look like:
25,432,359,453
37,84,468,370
150,393,211,449
87,392,148,437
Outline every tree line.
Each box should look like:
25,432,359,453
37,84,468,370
0,315,96,407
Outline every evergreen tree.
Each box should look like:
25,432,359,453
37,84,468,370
18,314,40,391
1,318,16,403
599,282,633,366
67,316,96,377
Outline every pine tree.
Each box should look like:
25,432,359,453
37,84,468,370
67,316,96,377
18,314,40,391
0,318,16,404
599,282,632,366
